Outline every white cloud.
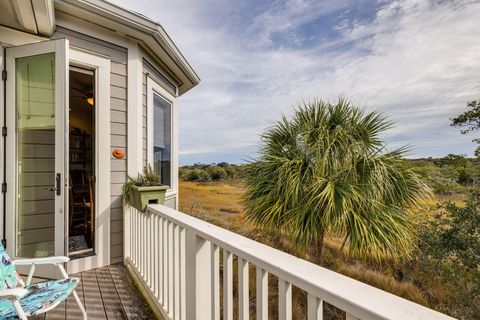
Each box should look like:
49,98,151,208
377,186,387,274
111,0,480,163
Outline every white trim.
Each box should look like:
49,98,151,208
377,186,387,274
0,44,3,242
146,76,178,199
5,39,69,278
127,42,143,176
55,12,128,48
67,48,111,273
11,0,38,34
31,0,56,36
0,26,46,46
54,0,200,95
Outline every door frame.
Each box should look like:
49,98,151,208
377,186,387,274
3,41,110,275
67,47,110,274
5,39,69,277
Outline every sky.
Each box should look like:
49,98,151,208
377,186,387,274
111,0,480,165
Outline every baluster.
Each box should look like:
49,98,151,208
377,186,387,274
131,208,134,260
174,225,180,318
179,227,186,320
238,257,249,320
168,221,174,315
223,250,233,320
307,294,323,320
133,210,137,267
143,212,147,277
146,213,151,284
136,210,139,269
278,279,292,320
138,212,145,276
163,218,168,307
140,212,147,279
256,267,268,320
153,214,159,298
129,208,133,260
158,217,164,304
124,207,129,259
150,213,155,288
212,244,220,320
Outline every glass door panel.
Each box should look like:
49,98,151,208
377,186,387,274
15,53,56,257
6,39,69,278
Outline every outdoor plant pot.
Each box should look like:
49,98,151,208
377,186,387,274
129,185,168,212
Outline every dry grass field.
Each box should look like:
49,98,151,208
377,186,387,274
178,180,443,318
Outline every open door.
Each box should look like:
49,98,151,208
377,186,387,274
5,39,69,278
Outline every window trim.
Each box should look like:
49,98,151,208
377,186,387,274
146,76,177,197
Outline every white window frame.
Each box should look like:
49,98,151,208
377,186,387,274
147,77,178,199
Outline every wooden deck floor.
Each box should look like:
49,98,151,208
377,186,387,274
30,263,155,320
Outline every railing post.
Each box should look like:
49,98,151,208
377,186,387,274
123,206,130,263
185,230,213,320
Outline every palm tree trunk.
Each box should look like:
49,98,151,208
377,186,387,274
308,232,325,264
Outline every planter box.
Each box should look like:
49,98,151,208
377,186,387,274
129,185,168,212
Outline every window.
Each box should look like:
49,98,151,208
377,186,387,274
153,93,172,186
147,77,176,191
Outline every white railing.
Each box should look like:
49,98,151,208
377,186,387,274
124,204,455,320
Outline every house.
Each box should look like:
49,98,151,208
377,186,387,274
0,0,199,278
0,1,457,320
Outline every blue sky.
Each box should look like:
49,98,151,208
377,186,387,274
111,0,480,165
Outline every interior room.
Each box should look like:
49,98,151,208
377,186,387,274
68,66,95,257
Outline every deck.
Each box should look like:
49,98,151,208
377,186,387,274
30,263,155,320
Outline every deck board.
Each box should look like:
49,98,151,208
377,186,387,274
82,269,108,319
108,264,155,319
65,272,85,320
96,266,127,319
24,263,155,320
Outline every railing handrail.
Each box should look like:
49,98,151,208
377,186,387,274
147,203,454,320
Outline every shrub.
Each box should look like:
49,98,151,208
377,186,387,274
405,188,480,318
208,166,227,181
183,169,198,181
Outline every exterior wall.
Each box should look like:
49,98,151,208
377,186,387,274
142,56,178,209
52,27,127,263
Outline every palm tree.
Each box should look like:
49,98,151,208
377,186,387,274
244,99,429,261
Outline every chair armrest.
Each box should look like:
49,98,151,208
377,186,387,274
0,288,28,299
12,256,70,266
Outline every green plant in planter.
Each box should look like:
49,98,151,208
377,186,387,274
122,165,168,212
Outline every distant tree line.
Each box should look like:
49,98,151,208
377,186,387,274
181,155,480,191
410,154,480,195
179,162,249,182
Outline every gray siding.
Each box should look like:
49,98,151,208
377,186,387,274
52,27,127,264
164,197,176,209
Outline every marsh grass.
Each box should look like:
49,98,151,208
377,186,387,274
179,180,457,318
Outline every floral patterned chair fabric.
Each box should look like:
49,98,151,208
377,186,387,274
0,244,86,319
0,278,79,319
0,244,23,291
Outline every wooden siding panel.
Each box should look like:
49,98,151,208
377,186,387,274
111,110,127,123
164,197,176,209
111,97,127,112
111,73,127,88
111,135,127,148
111,61,127,77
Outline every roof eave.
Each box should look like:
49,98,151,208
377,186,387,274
55,0,200,95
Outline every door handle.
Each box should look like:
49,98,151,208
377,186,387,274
46,173,61,195
55,173,61,195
